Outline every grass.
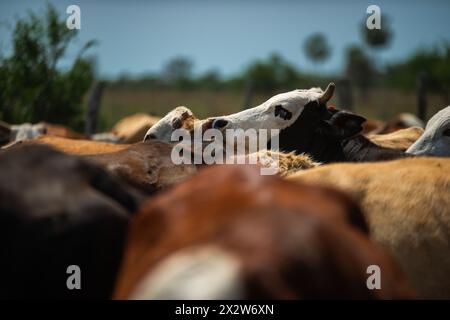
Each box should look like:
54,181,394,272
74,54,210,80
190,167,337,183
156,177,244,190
98,87,447,131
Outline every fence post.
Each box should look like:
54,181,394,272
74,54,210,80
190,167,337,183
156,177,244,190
417,72,427,121
85,81,105,136
242,79,253,110
336,77,354,111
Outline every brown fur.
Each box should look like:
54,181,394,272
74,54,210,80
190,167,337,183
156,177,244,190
367,127,424,151
84,141,197,193
362,119,385,135
114,165,414,299
111,113,161,143
288,157,450,298
17,135,129,155
41,122,87,139
8,136,196,194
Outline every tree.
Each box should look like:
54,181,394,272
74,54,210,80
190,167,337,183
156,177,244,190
345,45,376,95
360,15,393,68
244,53,299,92
361,15,393,50
303,33,331,67
0,4,96,130
162,56,194,89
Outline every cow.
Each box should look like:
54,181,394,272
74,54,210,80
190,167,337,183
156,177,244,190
379,113,425,134
0,144,142,299
0,121,86,145
288,156,450,298
367,126,424,151
6,136,197,194
362,113,425,135
110,113,161,143
407,105,450,156
114,165,415,300
144,84,408,164
14,135,129,155
92,113,162,144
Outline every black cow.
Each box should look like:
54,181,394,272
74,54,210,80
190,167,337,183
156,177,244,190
274,102,408,163
0,144,142,299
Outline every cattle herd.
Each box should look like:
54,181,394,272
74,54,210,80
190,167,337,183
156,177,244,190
1,83,450,299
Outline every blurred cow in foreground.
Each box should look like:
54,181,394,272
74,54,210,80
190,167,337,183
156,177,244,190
114,165,415,299
0,144,142,299
289,156,450,298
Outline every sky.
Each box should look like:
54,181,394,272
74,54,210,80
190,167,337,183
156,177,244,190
1,0,449,79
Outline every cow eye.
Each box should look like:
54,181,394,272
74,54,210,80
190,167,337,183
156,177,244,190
443,128,450,137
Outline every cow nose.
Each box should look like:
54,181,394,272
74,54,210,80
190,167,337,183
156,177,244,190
144,133,157,141
212,118,229,129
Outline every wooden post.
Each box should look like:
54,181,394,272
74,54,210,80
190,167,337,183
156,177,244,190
242,79,253,110
417,72,427,121
336,77,354,111
85,81,105,136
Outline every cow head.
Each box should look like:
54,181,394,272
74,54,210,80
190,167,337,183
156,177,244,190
143,84,367,163
144,106,197,142
407,105,450,157
208,83,365,160
209,83,336,132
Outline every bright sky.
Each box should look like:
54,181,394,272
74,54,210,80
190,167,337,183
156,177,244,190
1,0,449,78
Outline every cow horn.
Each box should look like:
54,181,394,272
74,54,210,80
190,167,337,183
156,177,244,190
319,82,335,104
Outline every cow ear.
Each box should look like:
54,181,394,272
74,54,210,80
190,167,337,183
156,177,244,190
329,111,366,138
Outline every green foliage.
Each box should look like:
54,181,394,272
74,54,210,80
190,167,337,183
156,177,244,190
303,33,331,64
239,54,304,92
384,43,450,91
0,4,95,129
162,56,194,90
361,16,393,50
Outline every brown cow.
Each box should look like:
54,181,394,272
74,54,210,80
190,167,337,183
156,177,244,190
114,165,414,299
6,136,197,194
288,157,450,298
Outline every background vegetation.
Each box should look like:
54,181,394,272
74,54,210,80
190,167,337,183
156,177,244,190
1,5,449,132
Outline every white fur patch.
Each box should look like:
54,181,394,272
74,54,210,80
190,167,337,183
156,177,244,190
407,106,450,156
144,106,194,142
144,87,326,144
128,245,244,300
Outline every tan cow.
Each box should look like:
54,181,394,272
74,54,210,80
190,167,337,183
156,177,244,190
367,126,424,151
110,113,161,143
17,135,129,155
114,165,414,299
288,157,450,298
92,113,162,144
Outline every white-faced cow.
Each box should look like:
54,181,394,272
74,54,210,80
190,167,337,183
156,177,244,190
144,84,407,164
407,105,450,156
